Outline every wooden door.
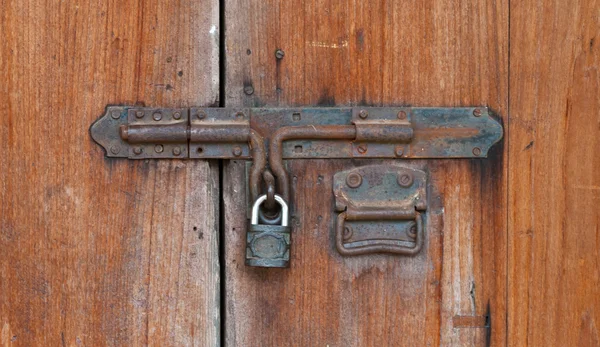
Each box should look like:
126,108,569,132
0,0,220,345
223,0,507,346
2,0,599,346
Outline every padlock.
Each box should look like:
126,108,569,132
246,194,291,268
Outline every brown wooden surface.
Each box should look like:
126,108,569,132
224,0,508,345
0,0,220,345
508,1,600,346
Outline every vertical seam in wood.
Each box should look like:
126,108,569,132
506,0,511,345
218,160,226,347
134,0,144,102
219,0,226,108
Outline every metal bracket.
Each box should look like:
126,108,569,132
333,165,427,256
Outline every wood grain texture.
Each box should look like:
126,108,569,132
224,0,508,345
508,1,600,345
0,0,220,345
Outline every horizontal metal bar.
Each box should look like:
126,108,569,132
90,106,503,160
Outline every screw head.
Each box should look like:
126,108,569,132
110,146,120,154
358,110,369,119
357,144,368,154
173,112,181,120
196,111,207,120
235,111,245,119
473,109,482,117
395,146,404,157
244,85,254,95
232,146,243,157
133,147,143,155
275,49,285,59
398,173,414,187
397,110,407,120
111,111,120,119
135,111,144,119
346,172,363,188
154,144,164,153
472,147,482,156
172,147,182,156
153,112,162,121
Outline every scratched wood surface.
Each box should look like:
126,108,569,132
508,1,600,346
224,0,508,345
0,0,220,346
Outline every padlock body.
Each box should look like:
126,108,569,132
246,224,291,268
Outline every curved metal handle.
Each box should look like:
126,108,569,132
251,194,289,226
335,211,423,256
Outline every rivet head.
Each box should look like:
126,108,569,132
172,147,182,156
133,147,143,155
397,110,407,120
110,146,120,154
472,147,482,156
358,110,368,119
135,111,144,119
173,112,181,120
244,85,254,95
398,173,414,187
154,144,164,153
395,146,404,157
473,109,482,117
196,111,207,120
343,226,353,241
357,144,368,154
153,112,162,121
235,111,245,119
111,111,120,119
407,224,417,239
232,146,243,157
346,172,363,188
275,49,285,59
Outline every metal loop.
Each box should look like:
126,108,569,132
251,194,289,227
263,169,277,211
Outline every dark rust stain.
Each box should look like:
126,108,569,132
317,90,336,106
356,28,365,50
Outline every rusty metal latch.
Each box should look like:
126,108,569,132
333,165,427,256
91,106,503,266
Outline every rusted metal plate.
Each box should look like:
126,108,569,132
91,106,502,160
89,106,130,158
90,106,189,159
333,164,428,256
125,107,189,159
189,107,251,159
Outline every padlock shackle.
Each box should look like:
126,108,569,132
251,194,289,227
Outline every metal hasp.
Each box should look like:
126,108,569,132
91,106,503,264
333,165,427,256
91,106,503,161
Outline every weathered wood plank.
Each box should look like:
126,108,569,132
508,1,600,345
0,0,220,345
224,0,508,345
